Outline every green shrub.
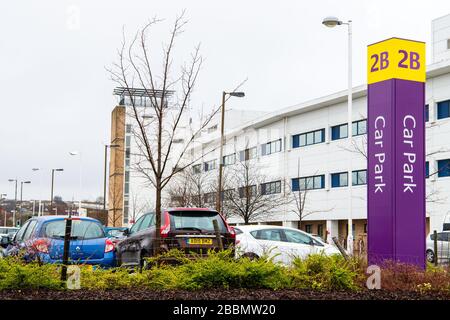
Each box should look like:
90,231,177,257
0,251,365,292
290,254,360,291
142,249,290,290
0,257,62,290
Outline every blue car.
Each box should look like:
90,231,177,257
4,216,116,268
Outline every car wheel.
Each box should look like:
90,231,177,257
426,250,435,263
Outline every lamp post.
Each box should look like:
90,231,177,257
322,16,354,254
32,168,44,216
104,144,120,210
50,168,64,214
69,151,82,214
19,181,31,225
8,179,18,226
1,193,7,227
216,91,245,214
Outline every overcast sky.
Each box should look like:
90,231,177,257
1,0,449,202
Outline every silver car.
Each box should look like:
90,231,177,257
426,231,450,263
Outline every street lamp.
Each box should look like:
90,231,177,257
8,179,18,226
1,193,7,227
32,168,43,216
322,16,354,254
216,91,245,213
104,144,120,210
69,151,82,214
19,181,31,225
50,168,64,213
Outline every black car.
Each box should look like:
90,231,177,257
116,208,236,267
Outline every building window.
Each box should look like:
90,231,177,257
331,124,348,140
305,224,312,234
192,164,201,174
261,139,282,156
292,129,325,148
239,185,257,198
437,159,450,177
352,119,367,136
425,161,429,179
352,169,367,186
203,192,216,204
425,104,429,122
261,181,281,195
331,172,348,188
437,100,450,120
204,159,217,172
221,189,234,201
239,147,257,161
292,175,325,191
223,154,236,166
317,224,324,238
126,124,132,133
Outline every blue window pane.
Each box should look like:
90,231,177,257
425,161,429,178
320,175,325,188
425,105,429,122
331,126,340,140
438,159,450,177
292,178,299,191
320,129,325,142
437,100,450,119
292,135,299,148
331,173,340,187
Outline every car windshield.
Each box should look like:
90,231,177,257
106,229,125,238
44,220,105,240
169,211,227,232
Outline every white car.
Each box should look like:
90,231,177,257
426,231,450,263
233,225,341,265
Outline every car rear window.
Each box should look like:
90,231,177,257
169,211,228,232
44,220,105,240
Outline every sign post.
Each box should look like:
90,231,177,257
367,38,426,268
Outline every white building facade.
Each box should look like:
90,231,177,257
185,60,450,247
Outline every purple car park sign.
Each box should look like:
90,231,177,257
367,38,426,269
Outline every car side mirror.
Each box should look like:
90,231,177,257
123,228,130,236
0,236,11,247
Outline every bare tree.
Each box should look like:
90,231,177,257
164,164,222,209
108,176,124,227
130,190,152,224
164,166,208,208
223,159,286,224
286,158,333,228
107,12,245,254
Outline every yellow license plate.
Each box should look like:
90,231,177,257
187,238,213,245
